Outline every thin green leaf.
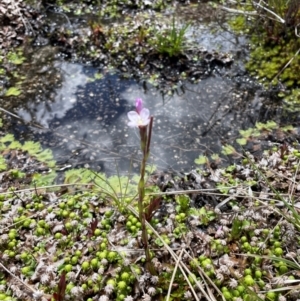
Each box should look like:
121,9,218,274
5,87,22,96
236,138,247,145
194,155,208,165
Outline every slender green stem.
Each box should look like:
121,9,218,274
138,122,155,274
146,117,154,158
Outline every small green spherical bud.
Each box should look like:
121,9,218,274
81,204,88,211
254,257,261,264
126,221,132,228
64,264,73,272
255,270,262,279
71,256,78,265
107,279,116,287
121,272,130,281
273,241,281,247
266,291,276,300
223,291,232,300
237,285,245,294
55,233,62,239
244,269,252,276
67,199,75,207
201,258,212,268
163,237,170,245
64,257,71,263
66,282,74,292
81,261,89,270
117,294,125,301
279,265,288,274
38,203,44,210
244,275,254,286
75,250,82,257
94,229,101,236
101,219,108,226
108,251,117,262
36,227,45,236
62,210,69,218
199,255,206,262
98,251,107,260
91,258,98,269
174,228,180,234
274,247,283,256
69,212,76,219
274,225,280,232
136,222,142,228
38,220,46,227
241,236,247,243
217,244,224,252
8,241,16,249
179,212,186,219
21,266,31,275
105,210,113,218
100,242,107,250
131,217,138,224
8,251,15,258
65,222,72,230
130,225,137,232
20,252,28,261
232,290,240,297
59,202,66,209
23,219,31,228
8,231,16,240
190,258,199,269
117,281,127,290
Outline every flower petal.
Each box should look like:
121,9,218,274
135,98,143,113
139,108,150,120
128,121,138,127
127,111,139,122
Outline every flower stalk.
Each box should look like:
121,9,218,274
128,99,155,274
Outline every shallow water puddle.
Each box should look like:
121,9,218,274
6,57,264,175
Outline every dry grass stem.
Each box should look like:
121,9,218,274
166,248,184,301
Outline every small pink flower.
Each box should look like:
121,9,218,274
127,98,150,128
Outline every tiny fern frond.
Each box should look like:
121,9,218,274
22,141,42,155
9,140,22,149
31,171,57,187
0,156,7,171
35,149,54,163
64,168,95,184
0,134,15,143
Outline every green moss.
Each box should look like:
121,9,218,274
228,0,300,111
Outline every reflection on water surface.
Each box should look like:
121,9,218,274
5,59,268,175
